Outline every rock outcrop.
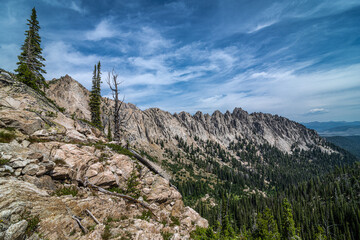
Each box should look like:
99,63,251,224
0,73,207,239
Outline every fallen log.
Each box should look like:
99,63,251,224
72,215,87,234
128,148,178,190
85,209,101,225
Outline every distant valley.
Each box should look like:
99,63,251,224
303,121,360,136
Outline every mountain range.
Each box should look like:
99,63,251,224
1,72,358,239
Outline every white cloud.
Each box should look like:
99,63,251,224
43,41,122,89
138,27,173,55
309,108,328,114
85,19,117,41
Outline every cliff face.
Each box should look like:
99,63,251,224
0,73,207,239
46,75,91,120
46,75,322,154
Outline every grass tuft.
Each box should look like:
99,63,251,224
0,158,10,166
54,186,78,197
0,129,16,143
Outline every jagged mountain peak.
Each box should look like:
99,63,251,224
45,75,325,154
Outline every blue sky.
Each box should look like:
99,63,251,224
0,0,359,122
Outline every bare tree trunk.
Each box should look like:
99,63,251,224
106,70,133,142
113,77,120,141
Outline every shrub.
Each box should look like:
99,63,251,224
0,129,16,143
54,186,78,197
170,216,180,226
106,144,134,158
102,224,111,240
25,215,40,236
161,231,173,240
109,170,140,198
0,158,10,166
45,111,56,117
137,210,152,221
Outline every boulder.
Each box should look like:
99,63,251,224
147,177,181,203
182,207,208,228
85,162,103,179
50,166,74,180
0,110,45,135
66,129,86,142
89,170,116,188
27,152,43,161
36,161,55,176
171,200,184,218
22,163,39,176
31,129,49,137
0,165,13,177
4,220,28,240
9,158,30,169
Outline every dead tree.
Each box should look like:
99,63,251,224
106,70,133,142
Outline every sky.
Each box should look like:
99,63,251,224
0,0,359,122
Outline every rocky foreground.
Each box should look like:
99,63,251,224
0,73,207,239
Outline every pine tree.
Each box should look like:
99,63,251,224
281,198,300,240
252,208,280,240
314,226,327,240
89,61,102,129
15,7,46,91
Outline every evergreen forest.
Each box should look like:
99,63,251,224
154,135,359,239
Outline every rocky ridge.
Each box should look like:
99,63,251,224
0,73,207,239
45,75,329,160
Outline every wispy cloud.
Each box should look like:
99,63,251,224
39,0,86,14
0,0,359,122
306,108,328,115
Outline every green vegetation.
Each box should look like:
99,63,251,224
78,118,99,128
25,215,40,236
102,224,111,240
109,169,140,198
89,61,102,129
0,158,10,166
170,216,180,226
0,129,16,143
137,210,152,221
45,111,57,117
158,135,359,239
106,143,134,158
15,8,46,92
140,150,159,163
107,122,112,141
326,136,360,158
98,152,109,162
54,186,78,197
161,231,174,240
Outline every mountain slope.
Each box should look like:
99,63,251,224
326,136,360,158
0,73,208,239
